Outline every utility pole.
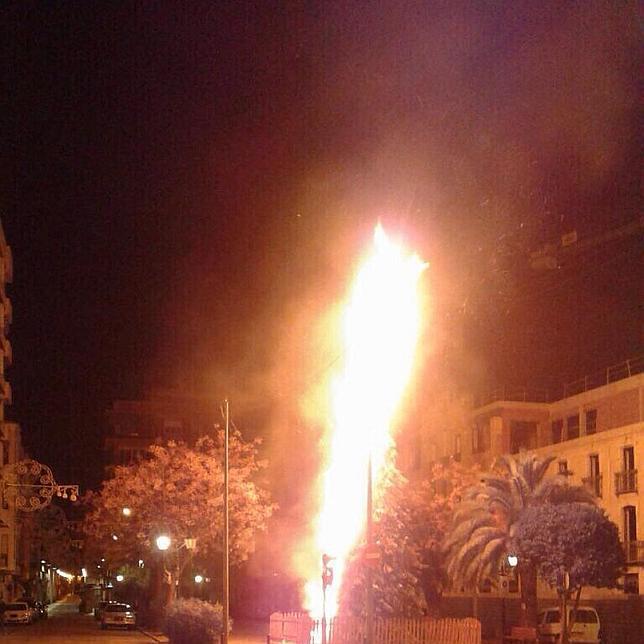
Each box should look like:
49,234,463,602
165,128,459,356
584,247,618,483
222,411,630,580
223,399,230,644
365,455,374,644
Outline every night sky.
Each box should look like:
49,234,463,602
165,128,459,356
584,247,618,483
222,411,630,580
2,2,641,491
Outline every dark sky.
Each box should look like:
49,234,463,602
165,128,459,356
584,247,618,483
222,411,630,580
2,2,641,490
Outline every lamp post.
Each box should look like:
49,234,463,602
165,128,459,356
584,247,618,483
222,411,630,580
155,534,197,602
222,399,230,644
365,455,374,644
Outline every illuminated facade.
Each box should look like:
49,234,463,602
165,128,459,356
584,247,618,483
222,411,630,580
404,358,643,598
466,362,643,597
0,222,25,601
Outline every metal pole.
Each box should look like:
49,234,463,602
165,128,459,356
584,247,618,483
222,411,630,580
223,399,230,644
366,455,373,644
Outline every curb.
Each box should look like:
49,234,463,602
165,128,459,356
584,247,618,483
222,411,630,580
137,628,169,642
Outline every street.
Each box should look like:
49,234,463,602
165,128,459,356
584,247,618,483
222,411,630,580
0,595,268,643
1,596,155,643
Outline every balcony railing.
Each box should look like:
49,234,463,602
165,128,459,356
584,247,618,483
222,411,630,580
615,469,638,495
582,474,602,498
624,541,644,564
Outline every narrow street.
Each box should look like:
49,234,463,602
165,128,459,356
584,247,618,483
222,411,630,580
1,596,268,643
1,595,155,643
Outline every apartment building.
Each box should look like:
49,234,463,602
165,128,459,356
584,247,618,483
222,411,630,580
104,388,219,469
0,222,25,601
465,358,643,597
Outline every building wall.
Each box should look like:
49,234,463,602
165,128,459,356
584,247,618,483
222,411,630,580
467,372,644,597
0,221,23,601
104,389,219,470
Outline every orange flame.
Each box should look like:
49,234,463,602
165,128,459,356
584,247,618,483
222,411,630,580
303,224,427,618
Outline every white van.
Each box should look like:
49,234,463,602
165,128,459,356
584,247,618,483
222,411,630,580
537,606,601,643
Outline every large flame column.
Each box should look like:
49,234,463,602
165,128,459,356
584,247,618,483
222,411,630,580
304,225,427,622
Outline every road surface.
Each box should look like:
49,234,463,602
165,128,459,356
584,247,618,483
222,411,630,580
1,595,155,643
1,595,268,643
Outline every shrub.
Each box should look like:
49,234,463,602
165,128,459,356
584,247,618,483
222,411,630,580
164,598,224,644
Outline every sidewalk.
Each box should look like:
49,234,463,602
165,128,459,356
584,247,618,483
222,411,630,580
139,618,267,643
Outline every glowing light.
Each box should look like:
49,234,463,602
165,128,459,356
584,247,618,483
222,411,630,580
507,554,518,568
156,534,171,551
303,225,427,618
81,567,88,578
116,574,124,582
112,534,119,541
56,569,74,580
194,574,204,584
122,507,132,517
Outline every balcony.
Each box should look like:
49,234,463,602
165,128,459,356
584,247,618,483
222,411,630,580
615,470,638,495
582,474,602,498
624,541,644,564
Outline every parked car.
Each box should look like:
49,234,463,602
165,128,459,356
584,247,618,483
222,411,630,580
32,601,48,620
538,606,601,643
24,599,47,620
94,600,116,621
100,602,136,630
3,602,35,625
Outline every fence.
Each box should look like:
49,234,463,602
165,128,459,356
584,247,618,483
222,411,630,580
269,612,481,644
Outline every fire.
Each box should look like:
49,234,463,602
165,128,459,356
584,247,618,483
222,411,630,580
303,224,427,618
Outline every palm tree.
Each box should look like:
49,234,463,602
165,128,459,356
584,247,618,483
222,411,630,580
443,453,595,626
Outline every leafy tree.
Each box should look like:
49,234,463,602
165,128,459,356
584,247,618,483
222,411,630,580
339,458,478,616
82,432,275,604
513,503,624,644
443,453,595,626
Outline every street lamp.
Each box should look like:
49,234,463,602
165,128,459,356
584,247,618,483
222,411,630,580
122,507,132,517
155,534,198,601
194,574,204,584
156,534,171,551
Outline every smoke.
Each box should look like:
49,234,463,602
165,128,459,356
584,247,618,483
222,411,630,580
147,0,638,579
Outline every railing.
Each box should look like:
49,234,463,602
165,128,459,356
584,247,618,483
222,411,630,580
624,541,644,564
615,469,638,495
475,387,549,408
582,474,602,498
563,356,644,398
475,356,644,409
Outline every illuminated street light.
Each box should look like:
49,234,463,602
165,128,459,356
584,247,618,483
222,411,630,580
507,554,518,568
116,574,124,582
122,507,132,517
112,534,119,541
194,574,204,584
156,534,171,551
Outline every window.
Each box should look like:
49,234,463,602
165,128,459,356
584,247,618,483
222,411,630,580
454,434,461,462
510,421,538,454
551,420,563,444
584,454,602,497
585,409,597,434
472,423,489,454
624,573,639,594
0,534,8,568
567,414,580,440
623,506,637,542
558,460,569,475
623,446,635,471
